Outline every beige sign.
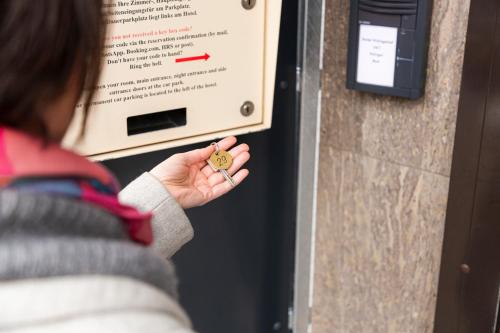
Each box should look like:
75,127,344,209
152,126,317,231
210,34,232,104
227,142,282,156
64,0,282,160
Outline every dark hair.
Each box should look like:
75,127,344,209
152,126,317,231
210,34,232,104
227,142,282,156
0,0,105,138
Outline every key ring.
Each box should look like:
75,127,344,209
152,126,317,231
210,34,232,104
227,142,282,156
211,142,220,153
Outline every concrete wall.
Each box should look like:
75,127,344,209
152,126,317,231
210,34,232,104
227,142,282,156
313,0,471,332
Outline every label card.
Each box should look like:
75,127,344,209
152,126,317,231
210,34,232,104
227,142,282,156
356,24,398,87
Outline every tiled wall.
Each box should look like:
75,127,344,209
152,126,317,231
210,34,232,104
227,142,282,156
313,0,471,332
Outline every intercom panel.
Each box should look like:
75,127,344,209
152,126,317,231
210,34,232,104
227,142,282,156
346,0,432,99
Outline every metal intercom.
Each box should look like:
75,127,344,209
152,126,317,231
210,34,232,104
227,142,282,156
346,0,432,99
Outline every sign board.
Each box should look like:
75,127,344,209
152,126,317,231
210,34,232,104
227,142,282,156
356,24,398,87
64,0,282,160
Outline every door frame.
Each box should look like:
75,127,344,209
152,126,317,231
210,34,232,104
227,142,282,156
434,0,500,331
293,0,325,332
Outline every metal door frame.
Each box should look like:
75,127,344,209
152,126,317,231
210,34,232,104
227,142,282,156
434,0,500,331
293,0,325,332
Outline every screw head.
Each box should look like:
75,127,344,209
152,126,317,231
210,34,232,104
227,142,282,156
240,101,255,117
242,0,256,10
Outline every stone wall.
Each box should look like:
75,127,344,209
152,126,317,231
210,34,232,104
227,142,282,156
313,0,471,332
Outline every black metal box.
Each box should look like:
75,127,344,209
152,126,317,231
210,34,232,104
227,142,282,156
346,0,433,99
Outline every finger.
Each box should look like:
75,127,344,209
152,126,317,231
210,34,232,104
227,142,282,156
208,152,250,186
214,136,238,151
201,142,250,177
211,169,250,199
180,145,215,164
187,136,238,173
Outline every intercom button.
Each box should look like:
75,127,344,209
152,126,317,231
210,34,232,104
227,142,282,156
398,29,415,60
395,60,413,89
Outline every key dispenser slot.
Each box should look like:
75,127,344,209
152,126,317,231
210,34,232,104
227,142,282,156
127,108,187,136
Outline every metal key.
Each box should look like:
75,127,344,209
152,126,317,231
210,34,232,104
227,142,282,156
208,143,236,187
219,169,236,187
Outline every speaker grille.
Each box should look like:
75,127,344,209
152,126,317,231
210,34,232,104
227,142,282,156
359,0,418,15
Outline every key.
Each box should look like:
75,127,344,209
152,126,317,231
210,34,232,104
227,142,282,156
220,169,236,187
208,143,236,187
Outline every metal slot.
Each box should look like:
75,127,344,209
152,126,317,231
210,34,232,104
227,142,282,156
363,0,417,3
359,0,417,15
127,108,187,136
360,0,417,8
359,4,417,15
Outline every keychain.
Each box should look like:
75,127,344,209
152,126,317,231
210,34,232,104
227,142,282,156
207,142,236,187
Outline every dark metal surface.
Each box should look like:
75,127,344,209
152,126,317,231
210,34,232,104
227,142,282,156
434,0,500,331
103,2,300,333
346,0,433,99
293,0,324,331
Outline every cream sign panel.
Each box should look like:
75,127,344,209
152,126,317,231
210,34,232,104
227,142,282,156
65,0,282,159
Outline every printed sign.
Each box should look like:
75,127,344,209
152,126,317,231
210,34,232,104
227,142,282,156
65,0,282,159
356,24,398,87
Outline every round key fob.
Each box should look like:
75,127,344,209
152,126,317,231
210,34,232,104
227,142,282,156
210,150,233,170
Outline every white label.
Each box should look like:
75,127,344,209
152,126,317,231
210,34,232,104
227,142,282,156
356,24,398,87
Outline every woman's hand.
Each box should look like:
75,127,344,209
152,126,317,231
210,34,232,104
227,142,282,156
150,136,250,209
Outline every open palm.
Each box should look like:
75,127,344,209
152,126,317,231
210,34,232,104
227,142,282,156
150,137,250,209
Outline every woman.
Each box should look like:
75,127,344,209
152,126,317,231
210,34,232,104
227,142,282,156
0,1,250,332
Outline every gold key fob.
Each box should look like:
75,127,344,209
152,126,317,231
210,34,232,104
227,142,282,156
209,150,233,170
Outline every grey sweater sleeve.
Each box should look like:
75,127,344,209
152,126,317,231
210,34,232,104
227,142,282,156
119,172,194,258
